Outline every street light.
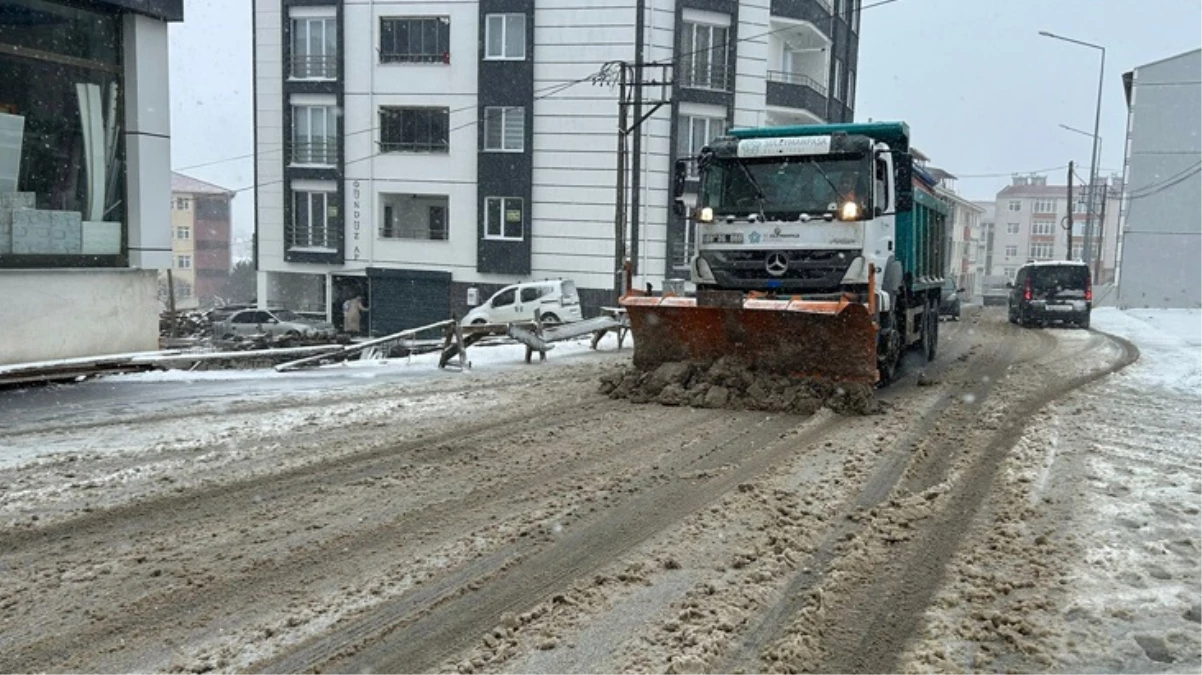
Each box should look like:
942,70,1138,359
1059,123,1100,144
1040,30,1105,267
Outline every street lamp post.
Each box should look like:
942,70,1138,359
1040,31,1105,267
1059,124,1105,272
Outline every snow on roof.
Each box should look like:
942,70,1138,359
1022,259,1090,267
171,172,233,196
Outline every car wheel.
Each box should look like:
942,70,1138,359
540,313,561,325
471,319,487,325
1078,314,1091,330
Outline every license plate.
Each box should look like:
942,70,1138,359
1047,304,1073,312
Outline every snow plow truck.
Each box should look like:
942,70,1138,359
621,121,949,386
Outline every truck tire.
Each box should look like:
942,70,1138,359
877,310,902,386
923,304,938,362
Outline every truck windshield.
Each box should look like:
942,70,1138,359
701,156,871,218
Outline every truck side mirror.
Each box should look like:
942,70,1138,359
673,159,688,199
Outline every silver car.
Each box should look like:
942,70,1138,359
216,308,335,340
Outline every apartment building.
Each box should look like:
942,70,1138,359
252,0,860,334
1116,48,1201,309
930,168,985,298
163,173,233,309
989,174,1121,284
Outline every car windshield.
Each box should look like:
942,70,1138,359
701,156,870,217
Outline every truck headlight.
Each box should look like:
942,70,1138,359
839,201,859,221
697,206,714,223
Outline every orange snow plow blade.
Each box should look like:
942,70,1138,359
620,294,879,384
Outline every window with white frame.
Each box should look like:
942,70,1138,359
291,190,335,250
483,106,524,152
1008,199,1021,211
485,13,525,60
175,254,192,269
1071,244,1083,260
833,58,844,101
380,17,450,63
679,114,725,176
1005,245,1017,258
1006,222,1020,234
175,226,190,240
1004,266,1016,279
174,197,190,210
485,196,523,240
1033,198,1056,213
1032,219,1055,236
292,105,337,165
379,107,449,153
1029,242,1054,259
847,68,856,108
291,15,337,79
681,21,730,91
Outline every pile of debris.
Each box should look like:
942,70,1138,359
600,356,878,416
159,309,214,339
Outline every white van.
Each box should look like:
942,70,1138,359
461,280,583,326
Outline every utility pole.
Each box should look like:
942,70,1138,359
594,61,673,303
1065,162,1074,260
1093,179,1108,280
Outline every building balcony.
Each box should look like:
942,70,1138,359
290,54,337,81
291,142,337,167
770,0,833,28
766,71,828,120
679,62,733,93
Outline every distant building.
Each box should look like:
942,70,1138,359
165,173,234,309
991,174,1121,284
0,0,182,366
1116,48,1201,309
251,0,863,333
973,200,996,288
930,168,985,298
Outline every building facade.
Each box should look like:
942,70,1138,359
989,174,1121,284
1116,48,1201,309
0,0,181,365
252,0,861,334
164,173,234,309
931,169,985,298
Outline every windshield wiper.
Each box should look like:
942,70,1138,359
809,159,842,208
733,160,770,222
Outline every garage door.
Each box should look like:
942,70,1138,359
367,268,452,337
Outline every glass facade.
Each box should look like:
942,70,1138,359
0,0,126,267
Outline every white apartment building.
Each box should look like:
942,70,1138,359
931,169,985,298
252,0,862,334
990,174,1121,284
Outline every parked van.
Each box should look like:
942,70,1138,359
1007,261,1092,329
461,280,583,326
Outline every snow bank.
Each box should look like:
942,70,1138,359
1091,308,1201,396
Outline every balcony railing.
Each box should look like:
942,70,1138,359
767,70,827,96
291,54,337,80
292,141,337,166
679,63,733,92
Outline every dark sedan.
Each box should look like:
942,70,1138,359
938,279,964,321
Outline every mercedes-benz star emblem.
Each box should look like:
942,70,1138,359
765,252,789,277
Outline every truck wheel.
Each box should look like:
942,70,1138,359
923,306,938,362
877,312,902,386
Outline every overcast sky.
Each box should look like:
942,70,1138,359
167,0,1201,259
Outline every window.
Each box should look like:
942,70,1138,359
853,0,861,32
520,287,542,303
174,197,191,210
291,190,335,250
485,197,523,240
379,107,449,153
1074,200,1088,213
292,105,337,164
0,1,125,268
833,59,843,101
1006,222,1020,234
1029,242,1054,259
379,194,449,240
291,16,337,79
1071,244,1083,260
1032,219,1054,236
380,17,450,64
847,68,856,108
1005,245,1017,258
175,226,191,240
483,107,524,152
679,115,726,176
485,14,525,60
492,288,516,308
1033,198,1056,213
176,254,192,269
681,21,730,91
1008,200,1021,211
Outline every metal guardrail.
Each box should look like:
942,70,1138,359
767,70,828,95
290,55,337,80
292,142,337,165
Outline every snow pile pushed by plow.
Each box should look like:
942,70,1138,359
599,355,879,416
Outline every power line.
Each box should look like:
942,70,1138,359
1126,162,1201,199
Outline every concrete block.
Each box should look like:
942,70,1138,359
11,209,82,254
82,220,122,254
0,192,35,209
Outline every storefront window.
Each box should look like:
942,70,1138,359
0,0,125,267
